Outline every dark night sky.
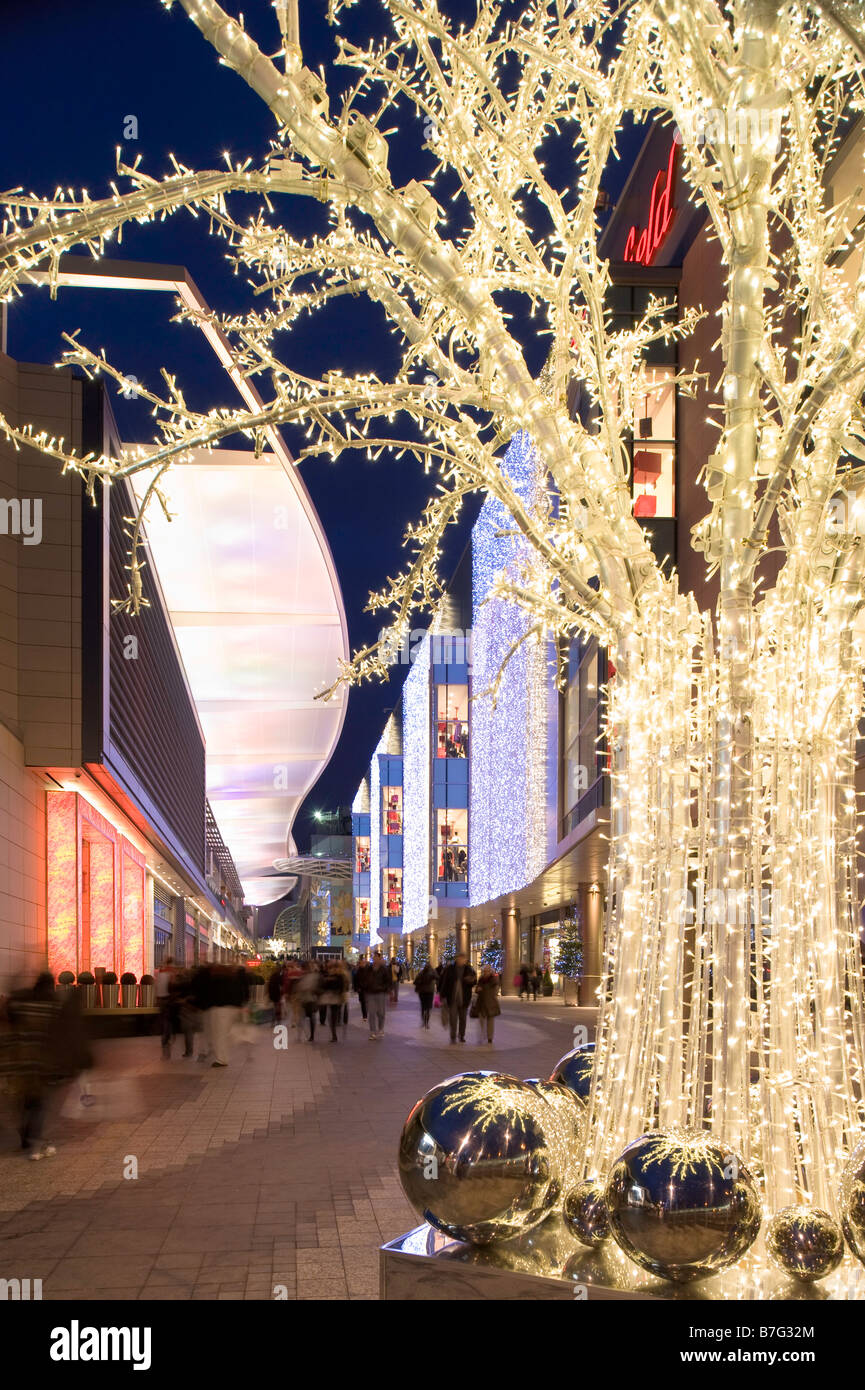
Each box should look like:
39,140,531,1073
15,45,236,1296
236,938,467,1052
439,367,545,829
1,0,643,854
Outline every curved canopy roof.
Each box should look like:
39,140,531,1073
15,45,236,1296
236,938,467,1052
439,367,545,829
26,256,348,906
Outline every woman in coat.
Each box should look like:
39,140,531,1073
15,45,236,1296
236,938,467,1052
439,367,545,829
414,963,436,1029
474,967,501,1044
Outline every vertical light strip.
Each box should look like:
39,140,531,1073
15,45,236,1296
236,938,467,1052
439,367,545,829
470,431,548,905
402,632,431,933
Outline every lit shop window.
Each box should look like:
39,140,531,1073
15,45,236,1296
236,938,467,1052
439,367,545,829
631,368,675,519
355,836,370,874
382,787,403,836
435,683,469,758
384,869,403,918
356,898,370,934
436,809,468,883
562,639,605,825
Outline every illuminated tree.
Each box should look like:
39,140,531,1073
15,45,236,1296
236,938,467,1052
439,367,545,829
2,0,865,1219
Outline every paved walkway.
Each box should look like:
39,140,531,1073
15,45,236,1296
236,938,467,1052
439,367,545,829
0,996,590,1301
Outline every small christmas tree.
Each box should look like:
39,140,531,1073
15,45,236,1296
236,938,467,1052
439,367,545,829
555,915,583,982
413,937,430,972
480,939,503,974
441,933,456,967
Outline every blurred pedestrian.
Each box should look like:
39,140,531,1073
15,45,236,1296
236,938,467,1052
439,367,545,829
530,965,542,1001
319,960,349,1042
474,966,501,1044
439,953,477,1044
155,955,177,1058
0,972,62,1158
352,956,368,1021
414,962,436,1029
172,968,199,1058
389,956,402,1004
364,951,391,1039
267,964,283,1023
283,959,303,1032
294,962,321,1042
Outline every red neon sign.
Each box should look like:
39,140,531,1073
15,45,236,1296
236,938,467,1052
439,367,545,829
623,141,678,266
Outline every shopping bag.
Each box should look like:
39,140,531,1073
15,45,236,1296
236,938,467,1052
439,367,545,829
433,993,441,1008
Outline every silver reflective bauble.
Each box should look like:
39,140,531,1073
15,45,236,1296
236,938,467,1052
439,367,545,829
765,1206,844,1282
563,1180,610,1247
398,1070,562,1244
549,1043,595,1103
605,1129,761,1283
839,1139,865,1268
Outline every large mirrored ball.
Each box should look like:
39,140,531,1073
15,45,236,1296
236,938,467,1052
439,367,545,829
549,1043,595,1103
839,1139,865,1267
766,1206,844,1282
564,1180,610,1247
398,1071,562,1245
604,1130,761,1283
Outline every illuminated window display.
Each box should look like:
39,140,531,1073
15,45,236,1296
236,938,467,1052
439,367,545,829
436,809,468,883
631,367,676,519
561,638,606,835
356,898,370,934
382,787,403,836
47,790,147,980
355,836,370,873
435,683,469,758
384,868,403,918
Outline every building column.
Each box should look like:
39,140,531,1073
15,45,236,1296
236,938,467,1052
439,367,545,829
579,882,603,1008
528,916,538,966
172,896,186,966
456,920,470,956
427,928,438,967
405,936,414,966
501,908,520,996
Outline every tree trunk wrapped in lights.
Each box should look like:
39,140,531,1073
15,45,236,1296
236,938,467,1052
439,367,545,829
2,0,865,1221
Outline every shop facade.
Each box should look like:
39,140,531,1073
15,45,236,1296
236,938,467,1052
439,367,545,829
0,346,251,994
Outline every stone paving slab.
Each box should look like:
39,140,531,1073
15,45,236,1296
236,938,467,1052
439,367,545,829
0,995,586,1301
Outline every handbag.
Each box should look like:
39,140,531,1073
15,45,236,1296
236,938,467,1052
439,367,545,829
469,995,479,1019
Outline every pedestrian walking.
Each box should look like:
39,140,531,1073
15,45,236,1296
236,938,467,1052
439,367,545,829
414,962,436,1029
474,966,501,1044
352,956,369,1020
530,965,542,1000
0,972,63,1158
438,953,477,1044
389,956,402,1004
283,959,303,1032
294,963,321,1042
267,964,283,1023
363,951,391,1039
155,956,177,1058
319,960,349,1042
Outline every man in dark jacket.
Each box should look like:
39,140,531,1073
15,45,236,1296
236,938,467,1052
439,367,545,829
438,954,477,1043
362,951,391,1039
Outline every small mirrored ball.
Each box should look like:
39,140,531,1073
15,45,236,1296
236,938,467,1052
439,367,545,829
766,1206,844,1283
563,1180,610,1247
